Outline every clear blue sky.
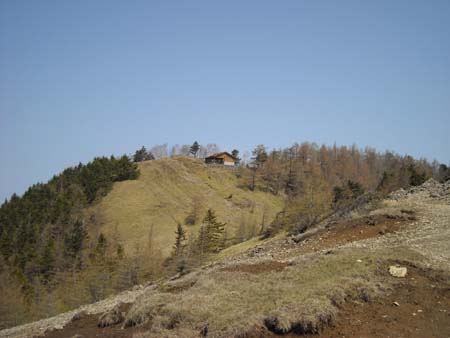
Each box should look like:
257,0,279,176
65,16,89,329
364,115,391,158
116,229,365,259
1,0,449,201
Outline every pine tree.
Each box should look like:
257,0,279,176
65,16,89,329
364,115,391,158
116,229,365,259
172,223,186,257
252,145,268,167
202,209,226,253
171,223,188,274
133,146,154,162
190,141,200,158
39,238,55,281
64,220,86,260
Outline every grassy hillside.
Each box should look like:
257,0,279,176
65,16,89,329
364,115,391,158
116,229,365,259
88,157,284,256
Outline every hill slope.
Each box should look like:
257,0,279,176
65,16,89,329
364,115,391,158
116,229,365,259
87,157,284,256
4,180,450,338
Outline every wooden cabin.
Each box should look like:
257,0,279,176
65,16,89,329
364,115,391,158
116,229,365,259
205,152,239,166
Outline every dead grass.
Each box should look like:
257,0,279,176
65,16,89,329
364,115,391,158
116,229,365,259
97,304,124,328
86,157,284,256
122,247,402,337
220,260,288,274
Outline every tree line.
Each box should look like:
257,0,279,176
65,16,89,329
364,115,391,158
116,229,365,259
0,155,139,302
131,142,238,161
0,141,448,328
238,142,448,236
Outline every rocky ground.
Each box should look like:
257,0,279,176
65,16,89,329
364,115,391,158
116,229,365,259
1,179,450,338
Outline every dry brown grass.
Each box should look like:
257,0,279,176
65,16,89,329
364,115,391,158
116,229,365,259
86,157,284,256
122,247,403,337
97,304,124,328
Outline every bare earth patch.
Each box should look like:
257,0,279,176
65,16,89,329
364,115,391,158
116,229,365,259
297,213,413,254
220,260,289,274
301,263,450,338
36,303,148,338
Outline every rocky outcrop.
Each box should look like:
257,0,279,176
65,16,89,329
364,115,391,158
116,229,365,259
389,179,450,203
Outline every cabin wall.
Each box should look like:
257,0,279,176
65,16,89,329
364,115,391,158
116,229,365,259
205,153,237,166
217,154,235,163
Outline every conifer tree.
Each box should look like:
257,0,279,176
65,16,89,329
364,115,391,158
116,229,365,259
64,220,86,260
190,141,200,158
171,223,188,274
252,145,268,167
173,223,186,257
39,238,55,281
202,209,226,253
133,146,146,162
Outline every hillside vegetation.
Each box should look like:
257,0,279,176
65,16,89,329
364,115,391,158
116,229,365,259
87,157,284,256
0,155,284,328
2,179,450,338
1,141,449,332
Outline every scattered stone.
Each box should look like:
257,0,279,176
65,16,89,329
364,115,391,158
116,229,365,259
388,178,450,202
389,266,407,278
356,259,363,263
393,302,400,307
417,309,423,313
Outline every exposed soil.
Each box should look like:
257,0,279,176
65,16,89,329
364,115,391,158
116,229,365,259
298,213,413,254
40,264,450,338
242,264,450,338
37,303,151,338
303,264,450,338
220,260,289,274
